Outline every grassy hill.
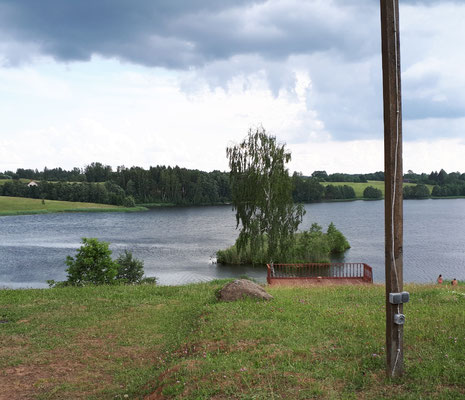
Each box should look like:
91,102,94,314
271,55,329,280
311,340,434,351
321,180,435,199
0,196,146,216
1,281,463,399
0,178,30,185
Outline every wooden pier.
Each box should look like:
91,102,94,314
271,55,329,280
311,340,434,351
267,263,373,286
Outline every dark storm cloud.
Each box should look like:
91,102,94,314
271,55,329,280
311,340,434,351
0,0,261,66
0,0,381,68
0,0,450,72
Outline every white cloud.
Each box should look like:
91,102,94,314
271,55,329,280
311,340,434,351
0,58,326,172
403,139,465,174
290,138,465,175
1,57,464,176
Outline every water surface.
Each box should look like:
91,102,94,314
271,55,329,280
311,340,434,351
1,199,464,288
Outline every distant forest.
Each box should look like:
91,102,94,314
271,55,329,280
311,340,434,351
1,163,465,206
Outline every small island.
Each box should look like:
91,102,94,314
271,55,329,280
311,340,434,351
217,128,350,266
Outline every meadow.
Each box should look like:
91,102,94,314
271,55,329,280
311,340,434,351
1,281,463,399
0,178,31,185
0,196,146,216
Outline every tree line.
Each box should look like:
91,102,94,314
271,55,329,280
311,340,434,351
0,165,359,205
1,163,465,206
292,173,357,202
403,169,465,199
310,170,385,182
0,164,231,206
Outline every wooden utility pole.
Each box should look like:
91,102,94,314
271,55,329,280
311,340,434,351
380,0,404,377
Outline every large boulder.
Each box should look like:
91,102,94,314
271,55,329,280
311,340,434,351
218,279,273,302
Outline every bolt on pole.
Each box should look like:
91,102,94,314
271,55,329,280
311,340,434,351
380,0,404,377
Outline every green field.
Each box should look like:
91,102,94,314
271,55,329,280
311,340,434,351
1,281,463,399
322,180,435,199
0,196,146,216
0,178,30,185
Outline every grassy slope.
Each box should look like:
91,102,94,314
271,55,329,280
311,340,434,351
1,281,464,399
0,196,146,216
321,181,435,199
0,178,32,185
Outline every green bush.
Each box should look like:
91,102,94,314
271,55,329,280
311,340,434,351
217,222,350,265
326,222,351,253
48,238,155,287
292,224,330,263
123,195,136,207
115,250,144,283
363,185,382,199
139,276,158,285
404,184,430,199
65,238,118,285
217,240,268,265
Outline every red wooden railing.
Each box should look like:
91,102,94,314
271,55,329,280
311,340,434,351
267,263,373,284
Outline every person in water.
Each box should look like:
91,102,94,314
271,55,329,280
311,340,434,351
437,274,443,284
451,278,458,286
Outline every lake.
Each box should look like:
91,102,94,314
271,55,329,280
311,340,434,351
1,199,464,288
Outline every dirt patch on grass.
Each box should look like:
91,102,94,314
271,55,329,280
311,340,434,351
0,335,29,357
0,357,96,400
144,364,182,400
1,330,164,400
145,368,337,400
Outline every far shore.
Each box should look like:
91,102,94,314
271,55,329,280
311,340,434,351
0,196,148,217
2,194,465,218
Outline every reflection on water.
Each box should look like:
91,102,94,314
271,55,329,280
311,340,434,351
1,199,464,288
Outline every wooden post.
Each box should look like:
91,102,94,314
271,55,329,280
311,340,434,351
380,0,404,377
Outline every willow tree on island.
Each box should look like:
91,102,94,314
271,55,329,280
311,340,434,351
226,127,305,263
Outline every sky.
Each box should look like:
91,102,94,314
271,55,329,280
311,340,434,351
1,0,465,175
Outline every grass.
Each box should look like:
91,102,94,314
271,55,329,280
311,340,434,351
137,202,177,208
431,196,465,200
321,181,435,199
0,178,31,185
1,281,464,399
0,196,147,216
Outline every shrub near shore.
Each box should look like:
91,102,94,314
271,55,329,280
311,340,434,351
217,222,350,265
47,238,156,287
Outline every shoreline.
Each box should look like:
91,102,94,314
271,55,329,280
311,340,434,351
2,277,462,291
0,206,148,217
2,196,465,217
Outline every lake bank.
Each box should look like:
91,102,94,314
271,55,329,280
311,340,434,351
0,196,148,216
1,280,464,399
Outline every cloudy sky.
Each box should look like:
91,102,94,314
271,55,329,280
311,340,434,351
1,0,464,175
